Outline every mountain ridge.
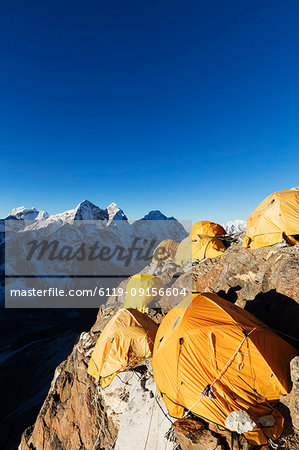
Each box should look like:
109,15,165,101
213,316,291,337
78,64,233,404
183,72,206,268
4,200,179,225
5,201,247,234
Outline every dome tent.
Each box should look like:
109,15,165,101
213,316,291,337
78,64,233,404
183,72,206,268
192,236,226,260
152,239,179,262
174,236,192,265
88,308,158,388
152,293,297,445
175,236,225,264
191,220,226,239
123,273,166,312
243,189,299,249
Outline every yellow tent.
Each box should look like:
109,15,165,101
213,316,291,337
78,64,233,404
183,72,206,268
192,236,226,260
191,221,226,239
174,236,192,265
243,189,299,249
175,236,225,264
123,273,166,312
88,308,158,387
152,239,179,262
152,293,297,445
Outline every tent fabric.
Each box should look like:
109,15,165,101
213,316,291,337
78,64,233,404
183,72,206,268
152,293,297,445
191,221,226,239
174,236,192,265
152,239,179,262
243,189,299,249
175,236,225,264
123,273,166,312
88,308,158,388
192,237,226,260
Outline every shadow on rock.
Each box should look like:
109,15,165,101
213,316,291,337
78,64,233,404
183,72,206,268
216,286,242,303
245,289,299,349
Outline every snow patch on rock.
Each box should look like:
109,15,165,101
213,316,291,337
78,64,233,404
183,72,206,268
224,410,257,434
101,364,175,450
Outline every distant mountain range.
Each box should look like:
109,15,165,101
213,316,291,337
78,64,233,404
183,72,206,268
2,200,247,235
3,199,180,226
223,219,247,234
1,200,189,307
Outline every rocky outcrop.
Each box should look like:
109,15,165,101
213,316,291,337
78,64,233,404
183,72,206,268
172,418,226,450
19,327,115,450
193,243,299,345
19,309,176,450
281,357,299,431
140,240,299,346
19,240,299,450
193,243,299,302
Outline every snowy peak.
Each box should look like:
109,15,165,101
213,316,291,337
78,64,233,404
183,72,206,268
15,200,109,228
4,201,184,238
9,206,49,221
10,206,26,216
106,203,127,222
224,219,246,234
73,200,108,221
142,210,172,221
132,210,187,241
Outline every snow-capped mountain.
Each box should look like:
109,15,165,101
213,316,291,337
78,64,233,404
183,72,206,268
223,219,247,234
4,200,110,232
2,200,188,306
132,210,187,242
141,210,174,221
73,200,108,220
26,200,108,227
4,200,186,233
107,203,127,223
9,206,49,221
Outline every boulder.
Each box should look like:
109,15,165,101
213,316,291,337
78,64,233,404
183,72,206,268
19,311,175,450
281,357,299,431
194,244,299,345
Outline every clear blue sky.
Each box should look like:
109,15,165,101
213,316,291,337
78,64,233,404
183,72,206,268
0,0,298,223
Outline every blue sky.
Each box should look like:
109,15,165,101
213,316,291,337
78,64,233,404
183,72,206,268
0,0,298,223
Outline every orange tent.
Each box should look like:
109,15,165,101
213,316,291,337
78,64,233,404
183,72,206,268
88,308,158,388
175,236,225,264
191,221,226,239
243,189,299,249
152,293,296,445
152,239,179,262
192,236,226,260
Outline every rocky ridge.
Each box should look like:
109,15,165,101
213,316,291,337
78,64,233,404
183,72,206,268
19,237,299,450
